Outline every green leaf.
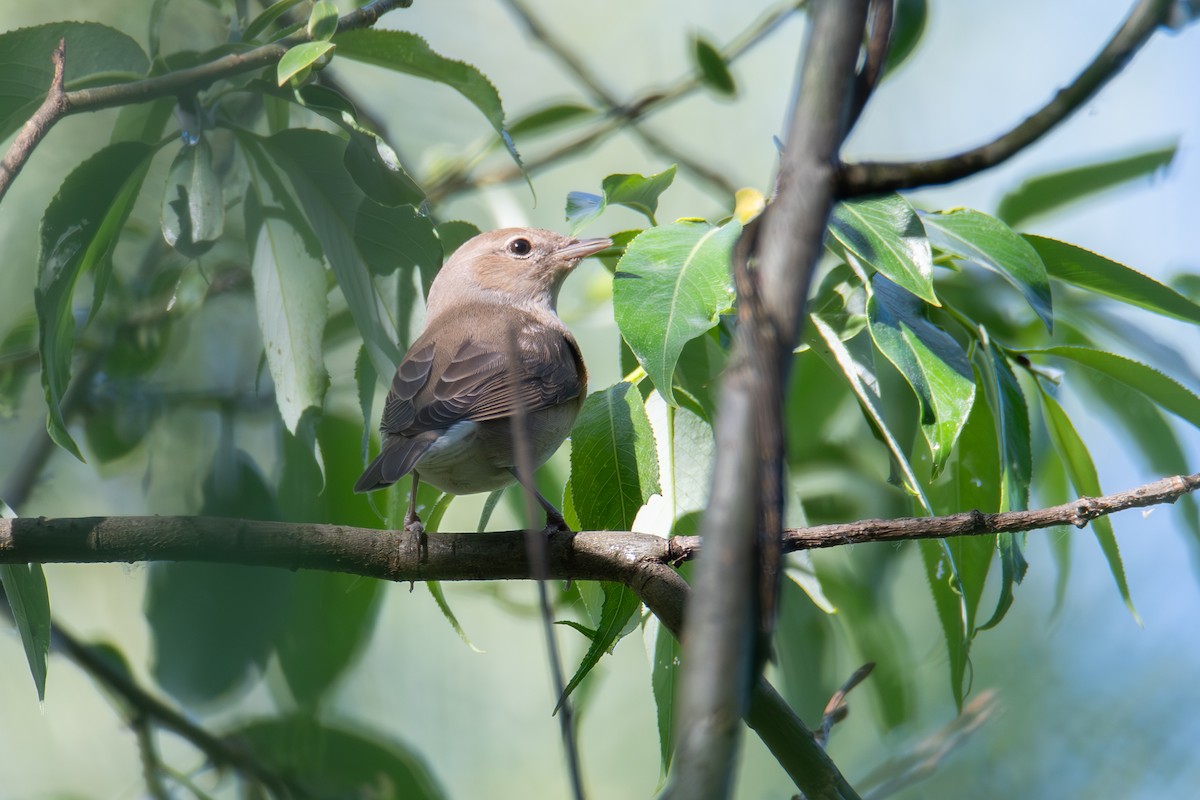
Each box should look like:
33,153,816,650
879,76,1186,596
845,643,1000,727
921,208,1052,331
244,0,309,42
1024,345,1200,429
978,336,1032,513
998,144,1177,228
919,539,968,709
556,582,641,712
650,618,681,779
250,214,329,434
233,715,446,799
508,101,596,140
829,193,937,305
0,23,149,140
1027,235,1200,325
277,572,382,707
693,36,736,96
276,40,335,85
568,382,660,531
0,558,52,701
248,129,401,381
613,219,740,406
866,275,975,476
565,191,605,235
811,316,933,513
435,220,480,260
110,95,174,144
333,29,523,173
426,580,483,653
307,0,339,40
161,139,225,257
603,166,677,224
1038,388,1139,622
37,141,154,460
883,0,928,77
355,201,441,280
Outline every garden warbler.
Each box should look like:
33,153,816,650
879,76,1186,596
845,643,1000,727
354,228,611,533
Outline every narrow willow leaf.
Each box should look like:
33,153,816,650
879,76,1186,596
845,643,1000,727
277,40,335,85
355,345,376,465
829,193,937,305
333,29,523,173
998,144,1177,228
251,216,329,434
614,220,739,406
649,617,680,778
1027,235,1200,325
244,0,309,41
1039,388,1139,622
232,716,447,799
426,581,483,653
866,275,975,476
1024,345,1200,429
37,141,154,460
0,559,52,701
693,36,736,96
0,23,148,140
306,0,339,40
556,582,641,712
919,540,967,709
568,382,660,531
249,129,400,381
921,209,1052,331
508,102,596,140
811,316,933,513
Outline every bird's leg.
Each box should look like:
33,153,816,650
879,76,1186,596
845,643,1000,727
508,468,571,533
406,474,428,562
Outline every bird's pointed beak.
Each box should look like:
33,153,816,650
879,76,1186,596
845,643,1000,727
556,237,612,261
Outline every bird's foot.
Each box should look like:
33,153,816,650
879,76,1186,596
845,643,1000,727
404,514,428,563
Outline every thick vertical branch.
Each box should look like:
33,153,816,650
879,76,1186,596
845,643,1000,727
665,1,871,798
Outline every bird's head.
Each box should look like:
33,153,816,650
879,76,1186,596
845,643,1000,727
425,227,611,318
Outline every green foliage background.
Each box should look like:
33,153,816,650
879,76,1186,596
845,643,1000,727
1,1,1199,798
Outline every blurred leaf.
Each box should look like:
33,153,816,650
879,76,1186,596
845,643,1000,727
1024,345,1200,429
307,0,339,40
614,219,739,406
603,166,677,224
921,208,1052,331
811,317,933,512
1038,388,1139,622
774,574,835,722
557,582,640,712
110,95,174,144
277,571,382,707
569,382,660,531
508,101,596,140
161,139,225,257
37,141,154,460
919,540,968,708
252,129,401,380
829,194,937,305
0,22,149,140
251,214,329,435
356,345,376,465
649,617,681,779
693,36,736,96
0,317,37,417
244,0,308,41
0,560,51,701
334,29,523,173
435,220,480,261
356,201,441,284
998,144,1177,228
276,40,335,86
883,0,928,77
1027,235,1200,325
565,191,605,234
867,275,975,477
83,384,153,463
233,715,446,799
147,452,295,704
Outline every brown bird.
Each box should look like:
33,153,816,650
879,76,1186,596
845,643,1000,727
354,227,611,533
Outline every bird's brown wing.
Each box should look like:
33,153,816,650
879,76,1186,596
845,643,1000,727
378,340,436,435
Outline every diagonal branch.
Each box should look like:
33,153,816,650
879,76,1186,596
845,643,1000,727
839,0,1173,196
0,0,414,204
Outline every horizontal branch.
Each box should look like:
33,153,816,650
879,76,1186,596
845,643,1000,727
3,473,1195,573
838,0,1172,196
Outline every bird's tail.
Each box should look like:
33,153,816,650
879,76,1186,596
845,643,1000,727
353,432,438,493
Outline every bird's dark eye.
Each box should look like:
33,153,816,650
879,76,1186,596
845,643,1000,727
507,237,533,256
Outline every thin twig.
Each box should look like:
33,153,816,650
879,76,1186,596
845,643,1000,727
0,38,68,203
428,2,802,203
814,663,874,748
838,0,1173,196
0,0,414,204
845,0,893,131
133,713,172,800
